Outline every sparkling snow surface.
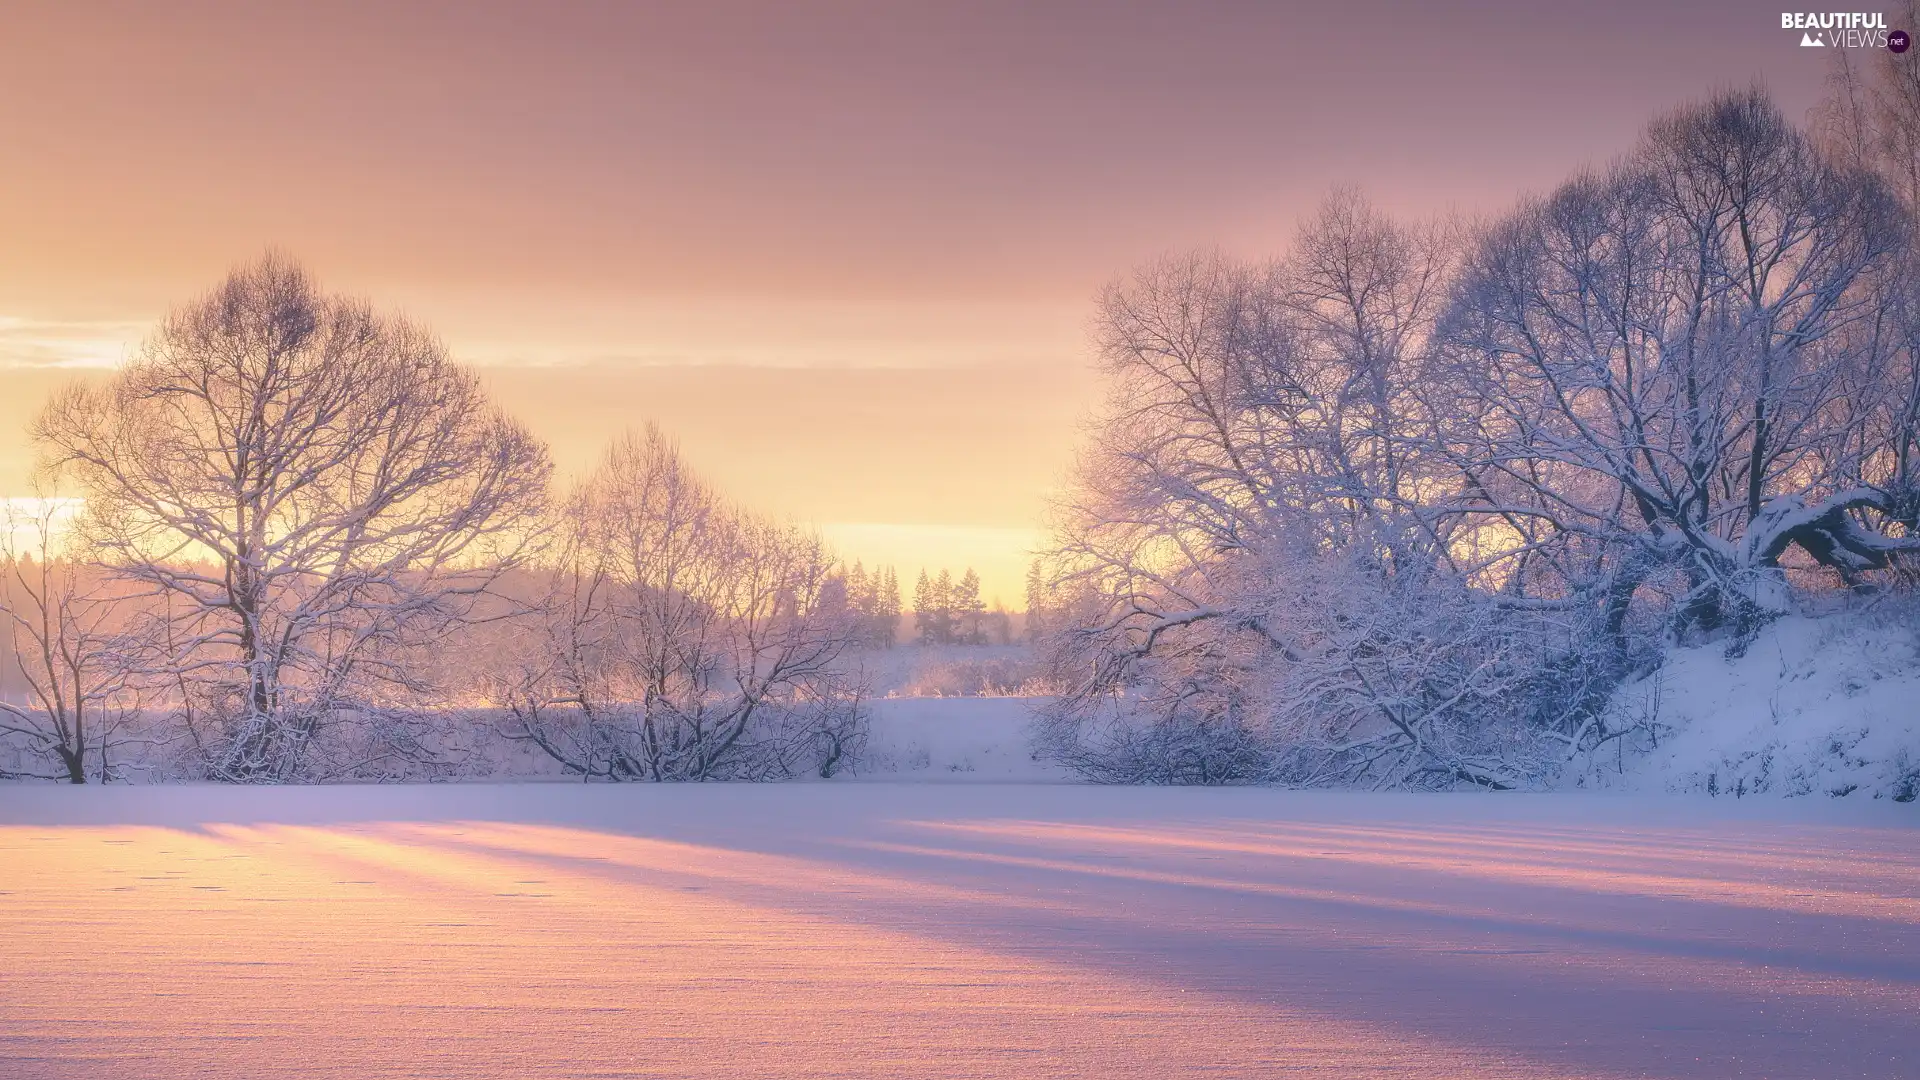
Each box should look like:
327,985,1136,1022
1,784,1915,1078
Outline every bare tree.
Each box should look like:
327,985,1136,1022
1813,3,1920,210
1813,16,1920,556
34,254,551,782
497,427,866,781
1034,91,1920,788
0,495,145,783
1443,88,1913,642
1033,194,1521,786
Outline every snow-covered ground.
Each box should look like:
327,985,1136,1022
1607,608,1920,800
857,696,1064,781
2,783,1914,1078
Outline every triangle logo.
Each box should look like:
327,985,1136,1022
1801,31,1825,45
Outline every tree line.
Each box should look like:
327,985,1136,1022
912,567,1012,646
0,257,928,783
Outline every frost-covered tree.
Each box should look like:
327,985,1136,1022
873,565,901,647
1813,5,1920,210
1035,88,1920,789
914,569,955,645
1443,87,1914,640
1033,194,1527,786
952,568,987,644
841,561,903,648
0,496,146,783
496,427,867,781
1023,560,1048,643
1811,23,1920,567
35,255,551,782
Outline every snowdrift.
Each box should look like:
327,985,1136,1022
1605,606,1920,800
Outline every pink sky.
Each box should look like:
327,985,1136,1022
0,1,1843,602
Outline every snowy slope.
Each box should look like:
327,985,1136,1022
1608,607,1920,799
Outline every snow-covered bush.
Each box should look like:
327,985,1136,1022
897,650,1052,698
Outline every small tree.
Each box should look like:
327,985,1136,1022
952,568,987,644
874,566,901,647
497,427,867,781
1023,560,1047,643
0,495,145,783
914,569,955,645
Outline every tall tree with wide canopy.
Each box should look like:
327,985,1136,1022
36,255,550,781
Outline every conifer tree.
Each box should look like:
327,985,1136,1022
1024,560,1048,643
933,569,954,645
876,566,901,647
913,570,936,645
847,561,871,615
954,568,987,645
915,569,957,645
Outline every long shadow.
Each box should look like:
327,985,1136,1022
829,832,1920,984
9,783,1919,1079
412,820,1920,1080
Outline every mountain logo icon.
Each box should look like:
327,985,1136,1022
1801,31,1825,45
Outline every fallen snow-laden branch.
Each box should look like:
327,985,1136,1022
1745,489,1920,571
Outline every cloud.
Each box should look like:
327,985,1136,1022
0,316,145,369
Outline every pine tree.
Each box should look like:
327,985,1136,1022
877,566,901,647
916,569,958,645
913,570,937,645
987,604,1013,646
818,571,850,623
953,568,986,645
847,560,871,613
1024,559,1047,643
933,569,954,645
845,561,878,647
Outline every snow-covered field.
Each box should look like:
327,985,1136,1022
2,783,1915,1079
859,696,1064,781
